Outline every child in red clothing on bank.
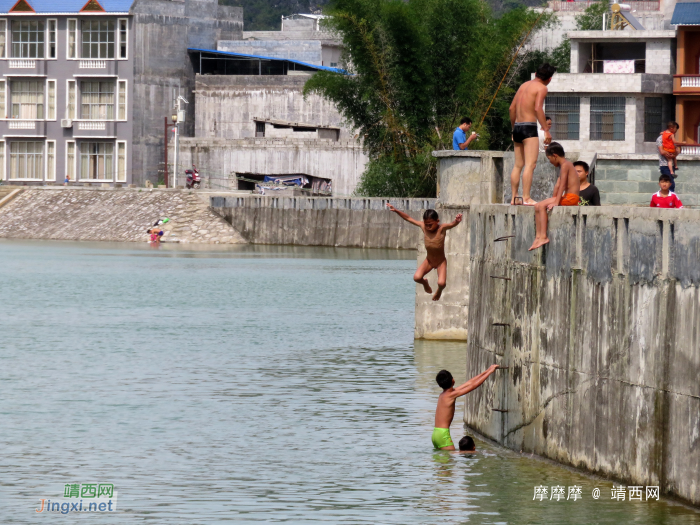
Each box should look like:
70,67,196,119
650,174,683,209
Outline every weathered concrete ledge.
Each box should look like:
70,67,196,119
464,204,700,506
0,187,245,244
211,195,435,249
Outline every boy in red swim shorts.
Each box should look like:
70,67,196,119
661,121,679,176
529,142,580,251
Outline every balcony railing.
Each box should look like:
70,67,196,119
79,60,107,69
78,121,106,130
680,76,700,88
9,59,35,68
677,143,700,155
549,0,659,11
8,121,35,129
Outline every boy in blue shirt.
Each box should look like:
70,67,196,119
452,117,477,150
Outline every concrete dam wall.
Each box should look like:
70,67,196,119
463,204,700,506
210,195,435,249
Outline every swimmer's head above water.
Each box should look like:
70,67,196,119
459,436,476,452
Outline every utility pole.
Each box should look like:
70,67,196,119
164,117,168,187
172,94,189,188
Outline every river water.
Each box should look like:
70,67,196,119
1,240,698,524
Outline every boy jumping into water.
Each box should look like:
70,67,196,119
528,142,579,251
386,204,462,301
509,63,556,205
433,366,501,450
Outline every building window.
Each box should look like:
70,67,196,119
10,141,43,179
66,141,76,181
11,81,44,119
47,19,56,58
117,80,126,120
116,141,126,182
118,19,127,59
81,20,115,59
644,97,662,143
47,80,56,120
11,20,45,58
256,121,265,137
80,142,113,180
0,20,6,58
67,80,76,119
67,19,77,59
0,80,5,118
590,97,626,141
46,140,55,181
545,96,580,140
81,81,114,120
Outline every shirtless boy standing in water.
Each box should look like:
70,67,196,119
509,63,556,205
386,205,461,301
432,366,501,450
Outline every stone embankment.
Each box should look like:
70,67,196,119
211,195,435,249
0,188,245,244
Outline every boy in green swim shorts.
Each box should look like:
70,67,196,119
432,365,501,450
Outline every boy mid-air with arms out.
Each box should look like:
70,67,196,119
386,205,462,301
509,63,556,205
432,367,501,450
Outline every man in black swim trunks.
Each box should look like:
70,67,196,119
508,63,556,205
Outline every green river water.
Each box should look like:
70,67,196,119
0,240,698,524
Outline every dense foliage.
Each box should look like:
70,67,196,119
303,0,554,197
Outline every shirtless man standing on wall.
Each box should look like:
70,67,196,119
509,63,556,205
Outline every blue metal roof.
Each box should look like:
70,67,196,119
0,0,133,14
188,48,346,74
671,2,700,26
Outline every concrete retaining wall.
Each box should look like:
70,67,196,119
596,154,700,206
464,204,700,506
210,195,434,249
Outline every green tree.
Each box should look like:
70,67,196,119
304,0,550,197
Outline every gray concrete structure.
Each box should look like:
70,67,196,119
210,194,433,248
595,152,700,205
131,0,242,186
179,136,367,196
465,203,700,507
192,75,349,140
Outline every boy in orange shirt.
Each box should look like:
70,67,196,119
661,121,680,176
528,142,579,251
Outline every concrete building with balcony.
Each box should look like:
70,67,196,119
0,0,242,186
671,0,700,152
544,30,677,159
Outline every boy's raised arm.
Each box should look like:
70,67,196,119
386,204,423,227
441,213,463,230
452,365,500,398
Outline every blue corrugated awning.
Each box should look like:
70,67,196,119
671,2,700,26
188,48,346,74
0,0,133,13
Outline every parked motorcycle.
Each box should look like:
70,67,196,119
185,165,201,189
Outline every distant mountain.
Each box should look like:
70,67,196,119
220,0,331,31
219,0,546,32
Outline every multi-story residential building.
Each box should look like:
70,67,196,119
0,0,242,186
544,29,676,159
672,0,700,152
0,0,133,184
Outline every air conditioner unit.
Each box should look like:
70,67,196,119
61,119,72,128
